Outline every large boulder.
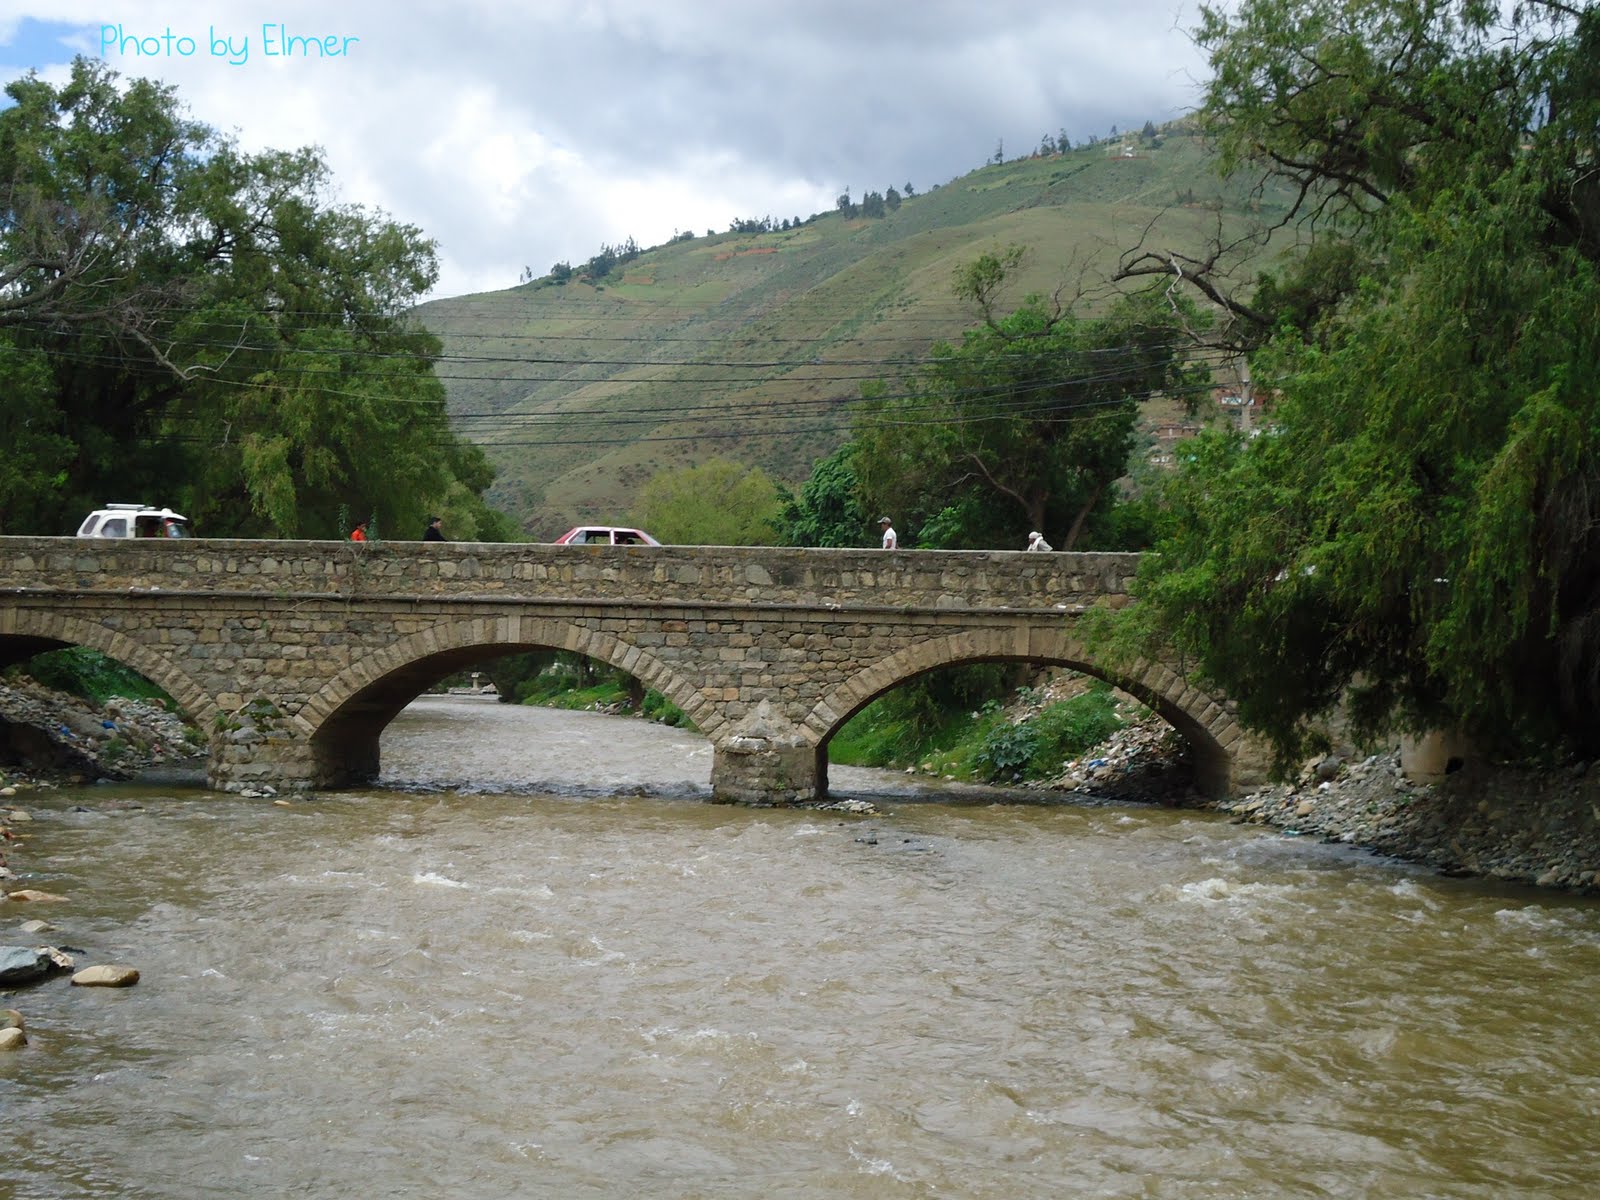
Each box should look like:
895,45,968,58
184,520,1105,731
0,946,52,985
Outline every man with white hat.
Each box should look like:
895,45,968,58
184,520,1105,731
877,516,897,550
1026,530,1052,552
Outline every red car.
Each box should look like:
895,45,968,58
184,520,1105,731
553,525,662,546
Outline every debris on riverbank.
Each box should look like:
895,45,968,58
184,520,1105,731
0,678,205,787
1026,709,1206,807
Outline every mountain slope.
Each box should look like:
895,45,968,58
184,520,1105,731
415,125,1290,537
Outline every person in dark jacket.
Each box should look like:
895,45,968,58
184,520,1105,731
423,516,445,542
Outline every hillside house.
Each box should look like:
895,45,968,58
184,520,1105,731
1214,386,1271,431
1152,421,1200,442
1144,419,1200,469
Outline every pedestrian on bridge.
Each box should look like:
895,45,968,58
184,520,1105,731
878,516,897,551
423,516,445,542
350,521,368,543
1026,531,1052,552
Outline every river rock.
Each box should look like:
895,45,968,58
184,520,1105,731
17,918,49,934
72,964,140,987
0,1026,25,1051
0,946,53,984
1,1008,22,1030
816,798,878,814
3,889,68,903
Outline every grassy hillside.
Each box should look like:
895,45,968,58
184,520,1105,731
415,124,1293,538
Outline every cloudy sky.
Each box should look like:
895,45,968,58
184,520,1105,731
0,1,1212,300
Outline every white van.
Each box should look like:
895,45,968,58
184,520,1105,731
76,503,192,539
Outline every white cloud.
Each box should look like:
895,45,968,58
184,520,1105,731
0,0,1210,298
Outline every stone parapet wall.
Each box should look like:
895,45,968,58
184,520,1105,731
0,538,1137,612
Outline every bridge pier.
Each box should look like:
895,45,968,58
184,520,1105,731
708,701,819,805
211,731,322,794
208,697,365,794
211,732,382,794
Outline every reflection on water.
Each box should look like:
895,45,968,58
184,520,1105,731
3,697,1598,1199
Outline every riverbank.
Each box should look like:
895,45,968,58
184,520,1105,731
1020,707,1600,893
1213,752,1600,892
0,679,204,785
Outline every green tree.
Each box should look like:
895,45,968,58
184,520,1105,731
0,342,72,532
633,458,783,545
0,57,509,540
1113,0,1600,763
853,249,1206,550
777,443,868,547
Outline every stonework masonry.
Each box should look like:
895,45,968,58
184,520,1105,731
0,538,1267,802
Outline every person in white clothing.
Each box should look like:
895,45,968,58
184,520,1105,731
877,516,898,550
1026,530,1052,552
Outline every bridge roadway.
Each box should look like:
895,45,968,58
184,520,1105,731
0,537,1261,802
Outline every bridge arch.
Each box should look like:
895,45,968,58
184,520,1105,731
804,627,1244,797
293,614,712,787
0,608,219,729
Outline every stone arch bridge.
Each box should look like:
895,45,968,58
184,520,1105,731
0,538,1265,802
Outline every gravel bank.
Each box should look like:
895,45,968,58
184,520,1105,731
1,681,204,784
1215,752,1600,893
1027,708,1600,894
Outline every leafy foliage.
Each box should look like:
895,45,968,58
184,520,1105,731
975,685,1124,781
827,664,1020,768
853,249,1207,549
632,457,782,545
0,57,510,539
974,719,1039,779
776,444,869,547
15,649,171,706
1117,0,1600,763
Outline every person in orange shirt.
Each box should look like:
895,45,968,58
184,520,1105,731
350,521,368,542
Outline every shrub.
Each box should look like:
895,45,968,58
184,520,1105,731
974,685,1125,781
1030,687,1123,764
641,689,696,730
975,721,1039,779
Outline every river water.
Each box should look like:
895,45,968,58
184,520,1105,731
4,696,1599,1198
